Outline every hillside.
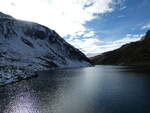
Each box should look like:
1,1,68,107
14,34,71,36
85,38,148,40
0,12,92,85
90,30,150,66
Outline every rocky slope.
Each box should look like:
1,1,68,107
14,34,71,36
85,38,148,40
90,30,150,66
0,12,92,85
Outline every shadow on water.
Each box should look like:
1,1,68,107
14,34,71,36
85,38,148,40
0,65,150,113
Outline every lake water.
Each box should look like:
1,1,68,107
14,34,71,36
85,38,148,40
0,65,150,113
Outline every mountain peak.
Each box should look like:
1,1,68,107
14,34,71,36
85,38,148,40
0,12,13,19
0,12,91,85
142,30,150,40
90,30,150,66
146,30,150,37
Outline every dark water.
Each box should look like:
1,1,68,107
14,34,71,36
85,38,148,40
0,66,150,113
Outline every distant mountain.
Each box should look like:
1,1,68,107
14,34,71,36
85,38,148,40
0,12,92,85
90,30,150,66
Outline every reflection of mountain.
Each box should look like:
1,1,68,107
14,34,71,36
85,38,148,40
0,12,92,85
90,30,150,66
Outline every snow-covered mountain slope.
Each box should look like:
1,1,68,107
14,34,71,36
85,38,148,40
0,12,92,85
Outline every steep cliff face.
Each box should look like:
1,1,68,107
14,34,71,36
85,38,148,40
0,12,92,85
90,30,150,66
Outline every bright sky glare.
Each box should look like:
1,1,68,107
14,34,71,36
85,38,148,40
0,0,150,56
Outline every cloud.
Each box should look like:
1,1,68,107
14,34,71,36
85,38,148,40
66,33,144,57
120,6,127,10
83,31,95,37
141,23,150,29
67,37,103,54
0,0,129,56
0,0,116,37
117,15,125,18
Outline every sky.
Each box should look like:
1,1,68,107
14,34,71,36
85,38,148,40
0,0,150,56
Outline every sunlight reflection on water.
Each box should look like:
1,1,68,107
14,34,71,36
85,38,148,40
1,66,150,113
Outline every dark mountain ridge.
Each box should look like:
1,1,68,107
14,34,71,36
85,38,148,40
90,30,150,66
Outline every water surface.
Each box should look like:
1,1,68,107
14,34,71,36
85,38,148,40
0,65,150,113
